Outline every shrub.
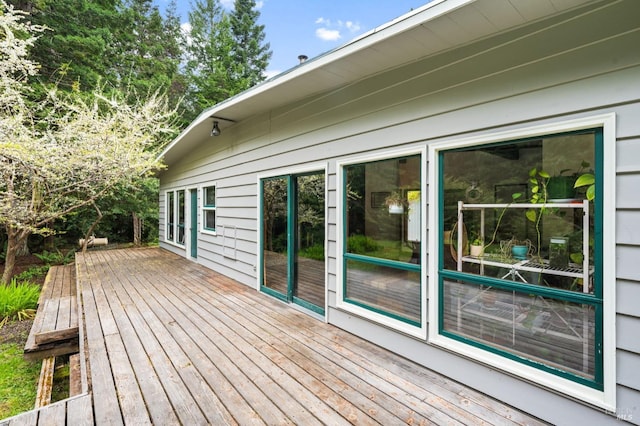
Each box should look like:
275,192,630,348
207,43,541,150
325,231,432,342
14,266,49,282
299,244,325,261
34,249,74,266
347,235,379,254
0,279,40,327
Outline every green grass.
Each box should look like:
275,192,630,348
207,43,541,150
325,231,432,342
0,344,41,419
0,280,40,326
51,359,70,402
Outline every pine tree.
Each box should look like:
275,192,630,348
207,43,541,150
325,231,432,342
183,0,231,121
163,0,188,124
118,0,180,96
8,0,122,91
229,0,271,91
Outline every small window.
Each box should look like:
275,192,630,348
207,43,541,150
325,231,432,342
202,185,216,232
177,190,185,245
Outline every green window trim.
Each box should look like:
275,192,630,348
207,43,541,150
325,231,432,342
340,152,423,328
202,185,216,233
166,191,175,242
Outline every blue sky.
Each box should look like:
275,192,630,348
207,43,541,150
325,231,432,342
155,0,430,78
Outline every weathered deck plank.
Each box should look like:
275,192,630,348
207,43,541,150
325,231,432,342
94,250,204,425
0,395,93,426
24,264,79,359
65,247,546,426
197,273,460,425
76,253,122,426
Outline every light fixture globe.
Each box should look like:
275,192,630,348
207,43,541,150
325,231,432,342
211,121,221,137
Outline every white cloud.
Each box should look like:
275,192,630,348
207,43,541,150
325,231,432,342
345,21,361,33
314,16,361,41
255,1,264,9
181,22,193,47
315,28,341,42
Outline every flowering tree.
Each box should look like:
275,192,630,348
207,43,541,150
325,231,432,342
0,2,175,283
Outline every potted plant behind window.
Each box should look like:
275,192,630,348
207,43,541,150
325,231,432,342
385,191,405,214
547,169,576,201
469,233,484,257
547,161,593,201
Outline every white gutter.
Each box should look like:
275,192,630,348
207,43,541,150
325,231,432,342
157,0,475,163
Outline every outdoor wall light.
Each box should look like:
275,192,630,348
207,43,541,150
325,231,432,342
211,121,221,137
209,116,236,137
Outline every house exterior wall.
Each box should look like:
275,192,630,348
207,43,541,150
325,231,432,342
159,2,640,424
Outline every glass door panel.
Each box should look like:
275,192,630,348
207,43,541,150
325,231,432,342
261,172,326,315
262,177,289,297
293,173,325,310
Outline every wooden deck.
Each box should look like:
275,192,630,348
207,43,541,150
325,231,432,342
23,264,79,360
4,247,546,425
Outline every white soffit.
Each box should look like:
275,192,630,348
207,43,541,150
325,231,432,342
159,0,600,165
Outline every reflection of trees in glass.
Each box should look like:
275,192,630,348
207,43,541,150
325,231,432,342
344,155,420,262
262,173,326,255
297,174,325,251
262,178,287,252
346,164,366,236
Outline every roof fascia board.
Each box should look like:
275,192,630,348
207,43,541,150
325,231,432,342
157,0,475,163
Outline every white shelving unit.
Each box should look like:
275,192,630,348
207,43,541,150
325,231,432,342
456,200,591,291
453,200,593,374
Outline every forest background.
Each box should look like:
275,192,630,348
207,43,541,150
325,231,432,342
1,0,271,267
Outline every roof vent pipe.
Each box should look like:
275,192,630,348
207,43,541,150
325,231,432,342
298,54,308,64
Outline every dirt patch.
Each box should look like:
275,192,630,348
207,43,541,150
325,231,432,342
0,254,47,286
1,255,45,347
0,319,33,346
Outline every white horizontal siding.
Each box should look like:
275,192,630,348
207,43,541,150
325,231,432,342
159,1,640,422
617,280,640,318
617,211,640,245
618,350,640,391
617,315,640,354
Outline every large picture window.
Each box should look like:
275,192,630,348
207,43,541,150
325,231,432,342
438,128,603,390
341,153,422,327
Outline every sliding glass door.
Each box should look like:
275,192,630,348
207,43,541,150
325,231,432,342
261,172,325,315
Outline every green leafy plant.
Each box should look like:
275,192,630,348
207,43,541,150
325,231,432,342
34,249,74,266
471,237,483,246
574,173,595,201
14,266,49,282
347,235,380,254
384,191,406,210
0,279,40,326
469,230,483,247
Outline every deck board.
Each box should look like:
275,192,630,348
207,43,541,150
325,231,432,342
24,264,79,359
203,275,461,425
69,248,545,425
0,395,93,426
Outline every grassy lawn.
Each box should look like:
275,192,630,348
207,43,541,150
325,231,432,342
0,260,47,420
0,342,40,419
